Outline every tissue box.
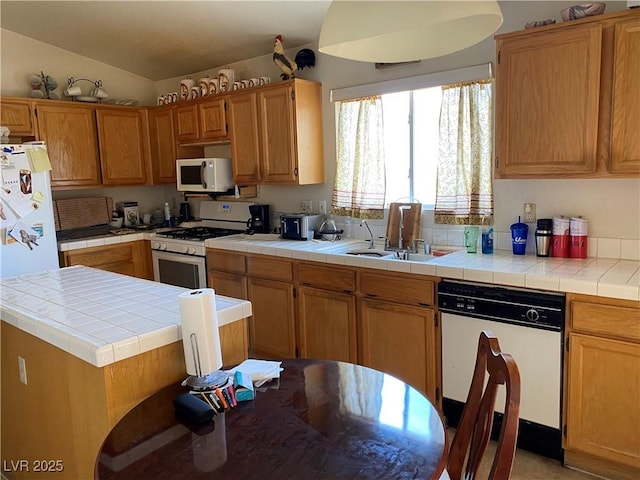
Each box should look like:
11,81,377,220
233,371,255,402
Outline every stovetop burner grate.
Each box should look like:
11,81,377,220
156,227,244,241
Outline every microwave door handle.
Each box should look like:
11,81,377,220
201,161,207,189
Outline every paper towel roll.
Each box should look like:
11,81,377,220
179,289,222,376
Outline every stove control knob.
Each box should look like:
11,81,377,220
187,247,196,255
181,246,189,254
159,243,167,251
151,242,160,249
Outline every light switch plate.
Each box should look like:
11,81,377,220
524,203,536,223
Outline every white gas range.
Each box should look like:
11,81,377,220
151,201,254,289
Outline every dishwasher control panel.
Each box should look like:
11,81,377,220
437,280,565,331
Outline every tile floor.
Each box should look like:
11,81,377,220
446,428,597,479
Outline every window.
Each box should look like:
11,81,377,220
331,64,494,223
381,87,442,207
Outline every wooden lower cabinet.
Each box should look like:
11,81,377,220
208,270,247,300
60,240,151,280
359,298,439,404
297,286,357,363
248,277,296,358
205,249,441,403
564,294,640,480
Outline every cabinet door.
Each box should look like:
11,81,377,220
199,97,228,141
147,106,177,184
62,242,148,279
96,109,147,185
259,84,297,183
297,286,357,363
175,103,200,142
566,333,640,469
208,271,247,300
248,277,295,358
495,25,602,176
0,98,35,136
36,104,101,187
610,18,640,174
359,298,438,401
228,91,261,184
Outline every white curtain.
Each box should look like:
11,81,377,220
434,80,493,225
331,96,386,219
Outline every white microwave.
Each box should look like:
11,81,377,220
176,158,234,193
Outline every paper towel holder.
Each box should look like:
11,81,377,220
179,289,227,391
184,332,227,390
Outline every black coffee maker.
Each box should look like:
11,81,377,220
246,204,270,234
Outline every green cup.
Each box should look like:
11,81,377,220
464,226,480,253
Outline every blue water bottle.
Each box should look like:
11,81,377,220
482,214,493,254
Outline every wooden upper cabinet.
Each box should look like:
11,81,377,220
36,103,102,187
260,80,324,184
495,9,640,178
174,103,200,142
96,108,147,185
174,96,228,143
259,84,297,182
147,105,177,184
610,17,640,174
199,96,228,141
1,98,35,136
228,79,324,185
228,91,262,184
495,24,602,177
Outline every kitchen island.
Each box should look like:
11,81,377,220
0,266,252,480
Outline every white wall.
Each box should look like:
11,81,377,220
1,29,157,104
2,1,638,243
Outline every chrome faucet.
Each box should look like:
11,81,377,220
361,219,375,249
398,205,412,249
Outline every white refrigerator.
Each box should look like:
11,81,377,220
0,143,59,278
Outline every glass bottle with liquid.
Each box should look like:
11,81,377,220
481,213,494,254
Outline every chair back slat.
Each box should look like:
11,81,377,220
446,331,521,480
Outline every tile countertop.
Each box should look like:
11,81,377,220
206,234,640,302
0,265,252,367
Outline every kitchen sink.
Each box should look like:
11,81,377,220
345,249,394,258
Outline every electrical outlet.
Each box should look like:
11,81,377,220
524,203,536,223
318,200,327,216
18,356,27,385
300,200,313,214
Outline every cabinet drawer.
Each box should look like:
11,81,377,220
247,256,292,282
297,262,356,292
64,243,134,266
572,300,640,342
206,250,246,274
360,271,435,306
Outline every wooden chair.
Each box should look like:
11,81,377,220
445,331,521,480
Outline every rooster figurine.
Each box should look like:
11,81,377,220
273,35,316,80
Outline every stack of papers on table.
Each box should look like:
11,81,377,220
225,359,283,387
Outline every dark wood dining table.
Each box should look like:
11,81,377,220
96,359,448,479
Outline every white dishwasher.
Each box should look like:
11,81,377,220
438,280,565,460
